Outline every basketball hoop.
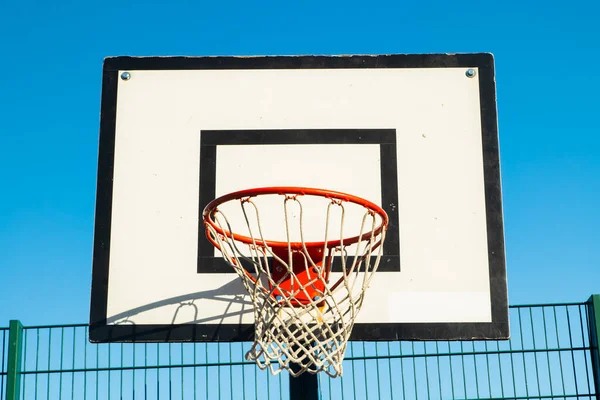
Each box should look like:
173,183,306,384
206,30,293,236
203,187,388,377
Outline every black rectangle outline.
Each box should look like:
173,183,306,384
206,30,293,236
197,129,400,274
90,53,508,343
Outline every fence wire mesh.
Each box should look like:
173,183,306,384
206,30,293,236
1,302,598,399
1,328,8,398
319,303,596,399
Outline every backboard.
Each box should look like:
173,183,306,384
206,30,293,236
89,54,508,342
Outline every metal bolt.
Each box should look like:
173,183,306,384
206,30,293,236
121,72,131,81
465,69,476,78
313,296,321,301
275,295,283,301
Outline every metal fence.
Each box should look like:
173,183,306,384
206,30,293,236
2,297,600,399
1,328,8,399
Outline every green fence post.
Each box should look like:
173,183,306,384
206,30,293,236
588,295,600,399
6,320,24,400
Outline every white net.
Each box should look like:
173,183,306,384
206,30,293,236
204,190,387,377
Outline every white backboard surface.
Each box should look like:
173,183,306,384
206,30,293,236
90,54,508,342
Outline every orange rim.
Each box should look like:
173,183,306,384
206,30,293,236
202,186,389,249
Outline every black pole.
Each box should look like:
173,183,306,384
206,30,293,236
289,366,319,400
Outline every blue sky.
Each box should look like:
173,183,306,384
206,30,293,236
0,0,598,326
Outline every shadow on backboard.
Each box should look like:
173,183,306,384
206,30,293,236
105,279,252,327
